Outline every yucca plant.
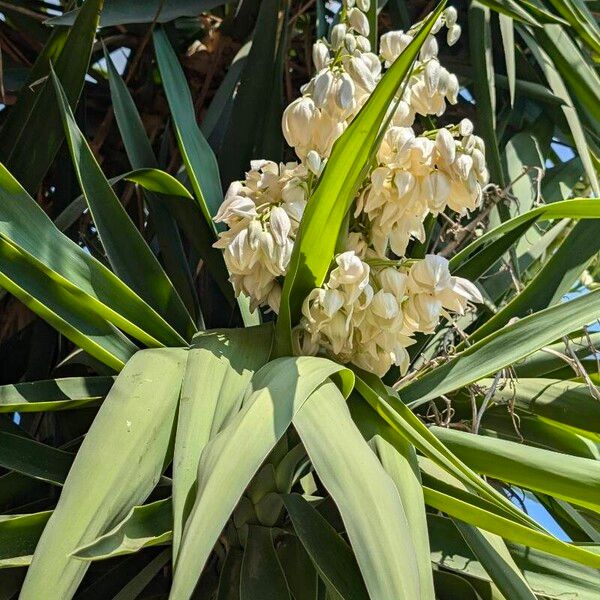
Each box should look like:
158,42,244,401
0,0,599,599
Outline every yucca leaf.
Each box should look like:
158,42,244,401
431,426,600,513
219,0,284,186
283,494,369,600
423,487,600,568
400,288,600,407
354,373,542,530
470,220,600,342
544,0,600,57
105,48,199,320
0,511,51,569
294,381,420,599
153,27,222,228
1,0,103,192
0,376,114,413
499,14,516,106
0,236,137,370
351,398,434,598
0,161,187,349
520,28,600,194
20,348,187,600
112,549,171,600
0,431,72,486
450,198,600,272
429,514,600,600
275,2,447,355
469,2,505,188
49,0,225,27
51,69,195,342
172,325,273,559
240,525,291,600
170,357,353,599
73,498,172,561
453,522,536,600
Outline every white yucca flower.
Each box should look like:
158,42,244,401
216,5,487,377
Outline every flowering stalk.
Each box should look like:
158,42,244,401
214,3,484,377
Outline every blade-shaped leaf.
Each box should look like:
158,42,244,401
49,0,225,27
73,498,172,560
0,376,114,413
431,426,600,513
20,348,187,600
283,494,369,600
105,48,199,320
173,325,273,559
170,356,353,599
0,162,186,350
0,236,137,370
51,70,195,342
2,0,102,192
0,511,51,569
153,27,222,228
400,288,600,407
240,525,291,600
294,381,421,599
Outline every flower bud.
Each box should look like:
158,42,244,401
313,69,334,108
306,150,322,176
454,153,473,180
424,60,441,95
356,35,371,52
335,72,356,111
356,0,370,11
419,35,438,60
348,8,369,37
270,206,291,246
371,290,400,320
347,56,376,91
282,97,317,149
435,128,456,165
380,31,412,65
447,24,461,46
458,118,474,136
444,6,458,26
345,32,358,53
331,24,347,50
247,219,262,251
446,73,459,103
312,40,330,71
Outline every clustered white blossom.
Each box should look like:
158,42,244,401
214,2,485,377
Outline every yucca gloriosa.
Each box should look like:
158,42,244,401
0,0,599,598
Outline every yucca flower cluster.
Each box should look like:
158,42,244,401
214,2,484,376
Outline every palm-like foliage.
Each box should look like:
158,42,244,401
0,1,599,598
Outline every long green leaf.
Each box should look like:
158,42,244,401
73,498,172,560
20,348,187,600
170,356,353,599
295,381,420,599
50,0,225,27
450,198,600,270
0,431,72,485
0,162,185,349
240,525,291,600
283,494,369,600
275,2,447,355
400,288,600,407
0,236,137,370
0,376,114,413
3,0,102,192
0,511,51,569
105,48,199,320
172,325,273,559
153,27,222,227
52,70,195,342
431,426,600,513
429,514,600,600
423,487,600,569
